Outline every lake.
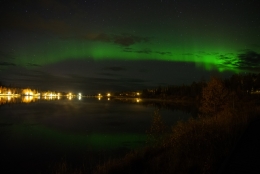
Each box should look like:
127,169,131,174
0,96,192,173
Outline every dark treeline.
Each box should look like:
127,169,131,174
224,73,260,93
141,73,260,101
142,81,205,101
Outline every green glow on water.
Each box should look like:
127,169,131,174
10,124,146,150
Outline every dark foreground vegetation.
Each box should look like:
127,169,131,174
53,74,260,173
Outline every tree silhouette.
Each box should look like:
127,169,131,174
200,77,229,116
147,109,166,146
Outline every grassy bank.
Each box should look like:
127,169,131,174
92,100,259,174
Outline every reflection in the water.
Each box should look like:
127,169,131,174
0,95,149,105
67,95,72,100
0,95,82,105
22,96,35,103
0,96,19,104
113,97,142,104
44,95,59,100
0,92,192,174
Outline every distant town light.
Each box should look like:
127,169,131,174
107,93,111,97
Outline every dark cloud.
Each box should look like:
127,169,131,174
104,66,126,71
217,50,260,72
0,62,16,66
122,47,133,52
136,49,152,54
119,78,147,83
27,63,41,67
122,48,172,56
155,51,172,56
84,33,149,47
237,51,260,65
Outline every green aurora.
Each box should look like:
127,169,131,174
12,33,258,73
2,0,260,75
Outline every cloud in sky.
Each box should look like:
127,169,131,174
216,50,260,72
0,62,16,66
104,66,126,72
27,63,41,67
84,33,149,47
237,50,260,71
122,48,172,56
237,50,260,66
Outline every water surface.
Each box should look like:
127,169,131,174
0,96,191,173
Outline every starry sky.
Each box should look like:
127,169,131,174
0,0,260,94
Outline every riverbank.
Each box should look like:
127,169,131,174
92,100,259,174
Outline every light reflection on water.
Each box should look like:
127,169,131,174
0,96,143,104
0,95,84,104
0,97,191,173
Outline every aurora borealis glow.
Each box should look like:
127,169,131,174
0,0,260,92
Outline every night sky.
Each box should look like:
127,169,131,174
0,0,260,94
